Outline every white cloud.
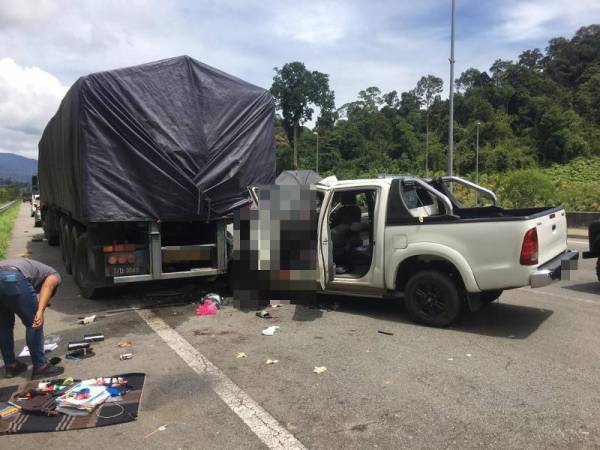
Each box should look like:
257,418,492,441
0,58,68,158
499,0,600,42
272,2,353,44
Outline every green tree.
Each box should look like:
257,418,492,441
414,75,443,174
270,62,335,168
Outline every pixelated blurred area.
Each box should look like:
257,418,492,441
232,184,319,309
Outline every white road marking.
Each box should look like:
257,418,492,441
516,287,599,306
136,308,306,450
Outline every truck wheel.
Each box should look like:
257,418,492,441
480,290,503,304
45,211,59,246
62,223,73,275
404,270,463,327
74,233,100,299
596,258,600,282
59,218,67,264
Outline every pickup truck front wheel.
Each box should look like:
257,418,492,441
404,270,463,327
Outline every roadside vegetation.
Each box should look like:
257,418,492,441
271,25,600,211
0,201,20,259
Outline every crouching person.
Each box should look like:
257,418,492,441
0,258,64,379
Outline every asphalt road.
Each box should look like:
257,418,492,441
2,203,600,449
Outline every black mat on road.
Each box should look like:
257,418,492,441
0,373,145,435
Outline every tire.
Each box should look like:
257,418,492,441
44,210,59,246
74,232,100,299
59,218,67,264
480,289,503,304
62,223,73,275
69,226,80,276
596,258,600,282
404,270,464,327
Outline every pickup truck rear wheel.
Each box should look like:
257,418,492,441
404,270,463,327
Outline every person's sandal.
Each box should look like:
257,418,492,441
4,360,28,378
31,363,64,380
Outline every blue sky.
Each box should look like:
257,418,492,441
0,0,599,158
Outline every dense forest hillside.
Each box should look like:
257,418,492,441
275,25,600,191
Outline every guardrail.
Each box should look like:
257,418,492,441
0,200,17,214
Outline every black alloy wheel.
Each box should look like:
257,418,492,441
404,270,463,327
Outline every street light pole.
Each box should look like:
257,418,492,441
313,131,319,173
475,121,480,206
448,0,456,181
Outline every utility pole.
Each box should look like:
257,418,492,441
447,0,456,180
313,131,319,173
475,121,480,205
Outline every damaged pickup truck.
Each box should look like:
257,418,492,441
307,175,579,327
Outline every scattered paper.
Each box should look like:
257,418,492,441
79,315,96,325
313,366,327,374
466,353,472,357
19,343,58,357
144,424,168,439
236,352,247,359
447,358,454,361
117,341,132,348
262,326,280,336
266,359,279,365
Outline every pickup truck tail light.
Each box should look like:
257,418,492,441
520,227,539,265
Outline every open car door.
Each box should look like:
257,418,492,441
317,188,334,290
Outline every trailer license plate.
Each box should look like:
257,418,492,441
109,265,141,277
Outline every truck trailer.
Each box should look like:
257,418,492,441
38,56,275,297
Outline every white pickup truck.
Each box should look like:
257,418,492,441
302,175,578,326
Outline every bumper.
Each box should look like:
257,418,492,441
530,250,579,288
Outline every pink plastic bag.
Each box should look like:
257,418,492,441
196,299,218,316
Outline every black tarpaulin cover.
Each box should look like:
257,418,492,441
38,55,276,223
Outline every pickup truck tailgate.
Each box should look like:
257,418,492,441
533,209,568,264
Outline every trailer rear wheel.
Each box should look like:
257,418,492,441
74,232,100,299
45,210,59,246
61,223,73,274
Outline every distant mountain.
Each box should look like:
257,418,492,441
0,153,38,183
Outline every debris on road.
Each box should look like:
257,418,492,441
117,341,133,348
196,300,218,316
84,333,104,342
266,359,279,365
466,353,472,357
270,300,290,307
19,339,59,357
256,310,272,319
447,358,454,361
262,326,280,336
201,293,223,309
236,352,247,358
145,424,168,439
119,353,133,360
313,366,327,374
78,315,96,325
377,330,394,336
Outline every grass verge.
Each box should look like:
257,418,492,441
0,201,20,259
